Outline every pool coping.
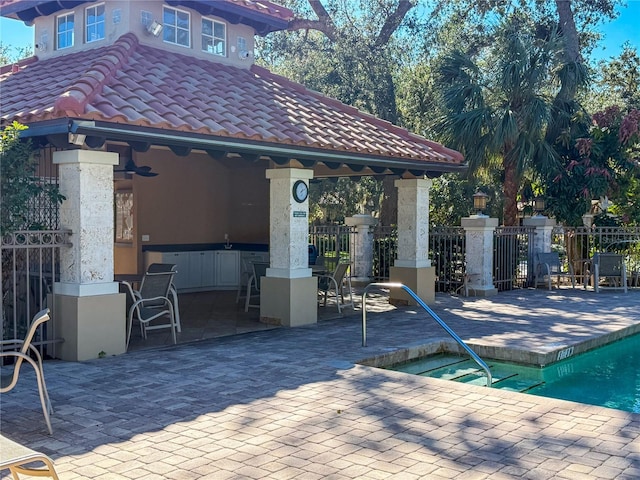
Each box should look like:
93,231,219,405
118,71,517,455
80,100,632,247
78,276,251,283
357,322,640,368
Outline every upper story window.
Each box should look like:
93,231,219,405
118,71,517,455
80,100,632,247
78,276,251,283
163,6,190,47
202,18,226,56
56,13,74,49
86,3,105,43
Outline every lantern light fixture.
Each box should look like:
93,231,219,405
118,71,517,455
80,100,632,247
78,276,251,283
473,191,489,216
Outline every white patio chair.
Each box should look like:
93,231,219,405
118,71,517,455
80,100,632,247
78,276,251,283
0,309,53,435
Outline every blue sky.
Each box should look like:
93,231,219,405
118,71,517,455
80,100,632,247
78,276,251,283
0,1,638,61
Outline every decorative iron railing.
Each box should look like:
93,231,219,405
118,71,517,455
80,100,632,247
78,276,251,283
309,225,355,272
1,230,71,354
551,226,640,286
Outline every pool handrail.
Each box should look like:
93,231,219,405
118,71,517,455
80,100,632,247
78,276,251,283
362,282,493,387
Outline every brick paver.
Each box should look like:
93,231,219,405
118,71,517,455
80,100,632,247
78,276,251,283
2,288,640,479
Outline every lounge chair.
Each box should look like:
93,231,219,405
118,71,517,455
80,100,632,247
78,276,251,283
535,252,576,290
0,309,53,435
0,434,60,479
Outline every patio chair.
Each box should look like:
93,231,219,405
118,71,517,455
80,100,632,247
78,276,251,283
535,252,576,290
145,263,181,332
236,257,252,305
586,253,627,293
123,270,177,350
1,434,60,479
317,262,354,313
0,309,53,435
244,261,269,312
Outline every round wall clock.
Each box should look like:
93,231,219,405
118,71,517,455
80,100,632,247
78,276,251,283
292,180,309,203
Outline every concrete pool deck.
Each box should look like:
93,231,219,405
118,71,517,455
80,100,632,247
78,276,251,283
2,287,640,479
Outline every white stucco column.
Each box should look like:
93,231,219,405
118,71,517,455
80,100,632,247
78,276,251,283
461,215,499,296
523,215,556,255
389,178,436,305
345,214,377,285
261,168,317,327
52,150,126,360
523,215,557,286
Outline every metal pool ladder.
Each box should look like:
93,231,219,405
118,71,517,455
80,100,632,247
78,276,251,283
362,282,493,387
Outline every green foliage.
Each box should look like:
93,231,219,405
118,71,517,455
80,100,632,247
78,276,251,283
257,1,416,123
310,177,383,223
432,15,564,225
586,45,640,112
0,122,64,235
0,42,34,65
546,107,640,225
429,174,503,225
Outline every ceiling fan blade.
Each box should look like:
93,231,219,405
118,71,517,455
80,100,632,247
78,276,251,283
117,158,158,176
136,170,158,177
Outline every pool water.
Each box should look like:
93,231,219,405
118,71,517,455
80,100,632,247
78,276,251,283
387,333,640,413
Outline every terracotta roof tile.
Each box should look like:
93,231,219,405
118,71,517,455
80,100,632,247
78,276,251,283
0,32,464,166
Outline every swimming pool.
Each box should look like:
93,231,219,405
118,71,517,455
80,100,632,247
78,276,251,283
388,333,640,413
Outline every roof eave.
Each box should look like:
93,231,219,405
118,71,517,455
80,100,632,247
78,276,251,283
16,119,467,175
70,120,467,175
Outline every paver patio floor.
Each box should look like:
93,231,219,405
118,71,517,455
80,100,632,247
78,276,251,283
2,287,640,479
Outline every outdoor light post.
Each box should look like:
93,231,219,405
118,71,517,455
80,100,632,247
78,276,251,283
524,196,556,271
472,191,489,217
461,192,498,296
534,197,546,216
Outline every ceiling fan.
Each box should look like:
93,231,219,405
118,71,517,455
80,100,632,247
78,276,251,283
115,158,158,177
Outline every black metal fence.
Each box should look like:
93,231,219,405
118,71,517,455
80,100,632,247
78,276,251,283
431,227,466,293
371,226,396,281
493,226,536,291
309,225,355,272
552,226,640,286
1,230,71,355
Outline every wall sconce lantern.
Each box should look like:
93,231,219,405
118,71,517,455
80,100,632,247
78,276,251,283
473,191,489,216
146,20,163,37
534,197,546,216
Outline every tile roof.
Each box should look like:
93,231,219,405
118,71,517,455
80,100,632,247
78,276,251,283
0,0,294,25
0,33,464,168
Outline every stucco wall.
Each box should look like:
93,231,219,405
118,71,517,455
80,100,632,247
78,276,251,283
32,0,256,67
122,149,269,272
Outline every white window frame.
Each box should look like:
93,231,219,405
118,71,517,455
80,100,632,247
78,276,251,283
163,6,191,48
56,12,74,50
201,17,226,56
85,3,105,43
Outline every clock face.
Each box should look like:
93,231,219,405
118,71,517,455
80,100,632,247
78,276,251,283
293,180,308,203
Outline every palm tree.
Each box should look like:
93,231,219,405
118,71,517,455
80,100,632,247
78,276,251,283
434,18,561,225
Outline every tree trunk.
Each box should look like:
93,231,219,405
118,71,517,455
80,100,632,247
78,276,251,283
503,161,519,226
547,0,582,142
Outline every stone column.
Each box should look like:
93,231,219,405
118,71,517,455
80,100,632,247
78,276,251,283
52,150,126,361
345,214,377,285
523,215,557,286
261,168,317,327
523,215,556,255
389,178,435,305
461,215,499,296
